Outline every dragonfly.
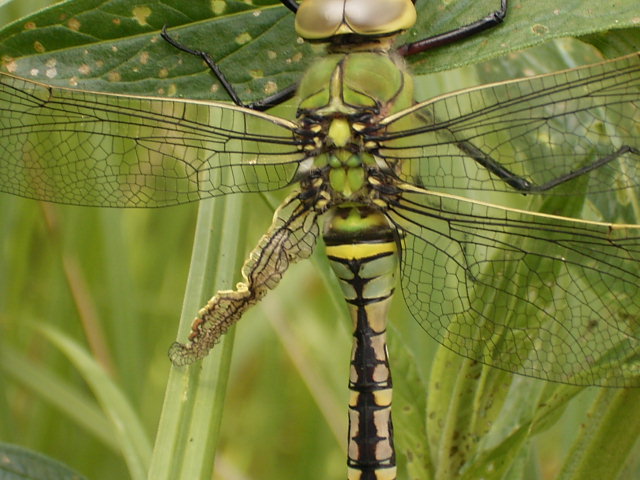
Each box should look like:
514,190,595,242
1,0,639,478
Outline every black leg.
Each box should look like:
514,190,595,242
161,26,297,111
455,139,533,191
397,0,507,57
525,145,640,193
458,139,640,194
280,0,298,13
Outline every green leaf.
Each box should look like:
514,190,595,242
407,0,640,73
37,324,152,480
0,442,87,480
459,427,531,480
529,384,584,436
0,344,120,454
426,349,485,478
0,0,637,102
391,329,432,479
580,28,640,58
557,388,640,480
0,0,308,101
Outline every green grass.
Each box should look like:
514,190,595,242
0,1,639,480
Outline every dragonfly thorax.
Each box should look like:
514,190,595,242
295,110,384,204
296,52,413,115
296,122,401,217
295,49,414,206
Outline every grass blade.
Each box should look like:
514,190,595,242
149,192,245,480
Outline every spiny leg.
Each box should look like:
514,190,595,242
457,140,640,193
160,25,297,111
397,0,507,57
397,96,639,195
280,0,299,13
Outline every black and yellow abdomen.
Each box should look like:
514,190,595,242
324,206,399,480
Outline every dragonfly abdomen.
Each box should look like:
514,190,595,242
324,207,399,480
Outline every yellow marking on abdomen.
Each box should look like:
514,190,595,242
326,241,395,260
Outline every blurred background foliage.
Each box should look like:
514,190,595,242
0,1,638,479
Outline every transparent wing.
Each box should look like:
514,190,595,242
0,73,304,207
385,184,640,387
377,53,639,206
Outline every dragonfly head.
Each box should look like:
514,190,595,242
294,0,417,44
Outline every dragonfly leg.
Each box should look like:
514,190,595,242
458,139,639,193
160,26,297,111
396,0,507,57
456,137,535,191
280,0,298,13
526,145,640,193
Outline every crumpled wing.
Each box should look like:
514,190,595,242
169,192,320,366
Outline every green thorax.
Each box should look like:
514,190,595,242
296,51,414,200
